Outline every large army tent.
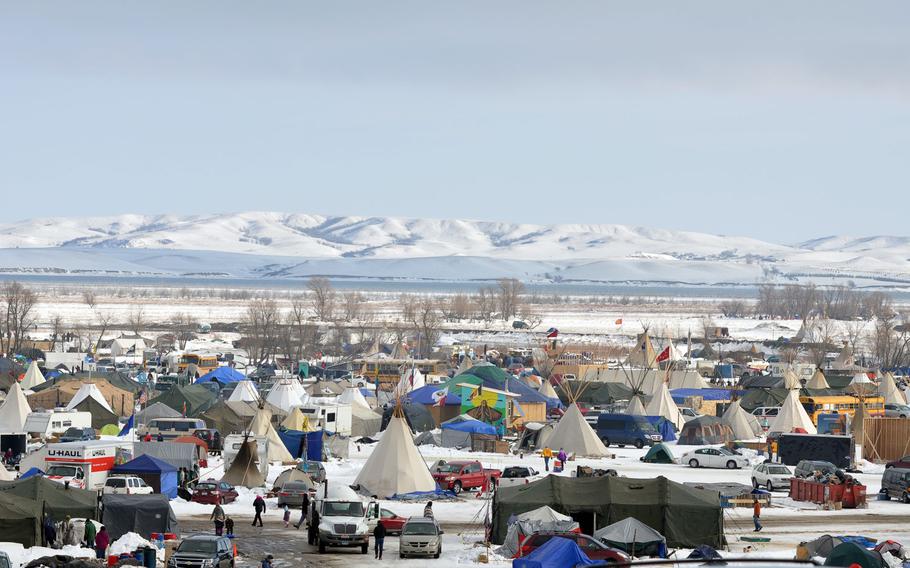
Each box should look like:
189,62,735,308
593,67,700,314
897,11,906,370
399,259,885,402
0,383,31,432
545,403,609,457
353,412,436,498
768,390,817,435
228,380,260,403
677,416,734,445
249,405,294,463
646,382,684,429
111,454,178,499
492,475,724,549
0,491,43,546
202,400,257,436
0,476,98,521
351,404,382,437
497,506,579,558
20,361,46,391
722,400,763,440
594,517,667,557
155,383,218,417
73,395,119,429
102,494,179,540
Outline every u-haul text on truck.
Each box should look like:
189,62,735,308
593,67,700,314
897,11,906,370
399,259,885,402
44,440,133,490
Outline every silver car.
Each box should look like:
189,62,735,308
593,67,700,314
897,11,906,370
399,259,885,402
885,403,910,418
751,463,792,491
399,516,442,559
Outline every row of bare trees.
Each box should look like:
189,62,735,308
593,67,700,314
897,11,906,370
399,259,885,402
754,283,894,321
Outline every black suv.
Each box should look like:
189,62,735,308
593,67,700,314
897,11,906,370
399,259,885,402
793,460,837,479
881,467,910,503
167,534,234,568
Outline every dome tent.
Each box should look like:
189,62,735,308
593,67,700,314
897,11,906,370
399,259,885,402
677,416,734,445
594,517,667,557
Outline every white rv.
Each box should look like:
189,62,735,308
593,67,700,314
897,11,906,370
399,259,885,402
299,403,352,436
24,411,93,438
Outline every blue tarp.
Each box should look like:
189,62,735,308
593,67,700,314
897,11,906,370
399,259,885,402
512,537,595,568
279,430,325,460
19,467,44,479
110,454,179,499
389,489,456,501
195,366,245,385
671,388,744,403
440,415,498,436
406,384,462,406
645,416,677,442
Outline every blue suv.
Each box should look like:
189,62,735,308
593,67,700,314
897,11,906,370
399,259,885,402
595,414,662,449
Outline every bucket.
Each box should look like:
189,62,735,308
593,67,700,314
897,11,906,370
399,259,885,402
107,555,118,567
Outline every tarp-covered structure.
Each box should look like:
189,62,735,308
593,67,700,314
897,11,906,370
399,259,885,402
102,494,179,540
111,454,178,499
380,402,435,433
492,475,724,549
512,536,595,568
677,416,734,445
134,441,197,471
594,517,667,557
0,476,98,522
154,383,218,417
0,491,43,546
196,366,245,385
824,542,886,568
497,506,579,558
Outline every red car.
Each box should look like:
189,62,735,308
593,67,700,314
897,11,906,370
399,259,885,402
191,480,239,505
886,455,910,469
518,532,629,563
379,508,407,535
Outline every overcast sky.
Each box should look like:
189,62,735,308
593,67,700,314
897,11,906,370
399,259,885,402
2,2,908,243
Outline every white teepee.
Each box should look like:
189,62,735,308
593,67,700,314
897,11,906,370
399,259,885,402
768,390,817,434
538,380,559,399
546,403,610,457
353,412,436,498
879,372,907,405
0,383,32,432
394,367,425,396
248,406,294,463
265,379,305,413
722,400,763,440
625,395,647,416
782,369,801,390
228,380,260,403
645,382,684,429
338,387,371,410
20,361,46,390
806,369,830,390
66,383,113,413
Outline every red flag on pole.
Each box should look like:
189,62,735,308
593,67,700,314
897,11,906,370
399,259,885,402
656,346,671,363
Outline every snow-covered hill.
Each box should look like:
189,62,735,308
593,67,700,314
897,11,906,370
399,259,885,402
0,212,908,287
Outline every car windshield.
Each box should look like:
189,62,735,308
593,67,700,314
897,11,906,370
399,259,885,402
178,540,217,554
403,522,437,535
768,466,790,475
323,501,364,517
196,483,217,491
47,465,81,477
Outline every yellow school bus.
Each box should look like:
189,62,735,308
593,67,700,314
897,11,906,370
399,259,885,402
356,359,448,385
800,395,885,425
177,354,219,376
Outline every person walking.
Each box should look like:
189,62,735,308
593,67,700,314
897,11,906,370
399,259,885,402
423,501,434,519
752,497,762,532
211,503,226,535
94,526,110,559
43,516,57,549
253,494,266,527
557,448,567,464
373,520,386,559
542,446,553,471
225,517,234,537
83,518,97,549
294,493,310,529
282,505,291,528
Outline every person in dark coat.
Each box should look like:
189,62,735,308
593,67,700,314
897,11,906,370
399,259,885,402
252,494,266,527
94,526,110,559
43,516,57,548
307,505,319,545
373,521,386,559
294,493,310,529
83,518,97,548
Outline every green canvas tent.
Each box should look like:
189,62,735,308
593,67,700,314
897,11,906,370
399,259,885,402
74,395,119,429
567,382,635,406
0,476,98,522
202,400,258,436
641,443,675,464
824,542,885,568
0,492,43,547
492,475,723,549
153,383,218,417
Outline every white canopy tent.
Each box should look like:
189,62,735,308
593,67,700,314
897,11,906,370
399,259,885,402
65,383,113,413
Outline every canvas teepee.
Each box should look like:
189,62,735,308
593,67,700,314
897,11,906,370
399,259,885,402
228,380,260,403
645,382,684,429
281,407,316,431
20,361,45,391
722,400,763,440
353,411,436,498
546,403,610,457
806,369,830,390
768,390,817,434
831,344,855,370
65,383,113,413
625,395,647,416
782,369,802,390
0,383,32,432
221,438,266,488
626,330,657,369
248,406,294,463
338,387,371,410
879,372,907,405
265,379,305,413
538,380,559,400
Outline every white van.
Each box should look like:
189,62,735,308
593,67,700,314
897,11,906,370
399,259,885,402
24,411,93,438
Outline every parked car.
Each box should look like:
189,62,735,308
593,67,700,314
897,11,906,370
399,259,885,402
277,481,312,507
103,475,154,495
296,460,327,483
678,407,702,421
751,463,793,491
751,407,780,424
884,404,910,418
681,447,750,469
431,460,501,494
191,480,239,505
59,427,95,443
167,534,235,568
498,466,541,488
379,508,407,535
595,414,662,449
793,460,837,479
517,531,629,563
880,467,910,503
886,455,910,469
399,517,442,559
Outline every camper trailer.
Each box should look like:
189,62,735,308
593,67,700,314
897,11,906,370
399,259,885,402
222,434,269,477
24,410,93,438
298,403,352,436
44,439,133,490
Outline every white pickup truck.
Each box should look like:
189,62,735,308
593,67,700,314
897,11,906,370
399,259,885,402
102,475,154,495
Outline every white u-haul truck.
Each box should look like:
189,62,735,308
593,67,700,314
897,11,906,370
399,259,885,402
44,440,133,490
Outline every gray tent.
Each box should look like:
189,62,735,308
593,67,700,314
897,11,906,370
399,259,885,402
272,468,315,492
134,441,197,470
497,506,579,558
594,517,666,557
102,494,179,540
136,402,182,424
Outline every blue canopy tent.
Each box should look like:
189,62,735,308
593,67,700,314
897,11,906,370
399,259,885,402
278,430,324,461
646,416,677,442
195,366,245,385
406,384,462,407
110,454,179,499
512,536,595,568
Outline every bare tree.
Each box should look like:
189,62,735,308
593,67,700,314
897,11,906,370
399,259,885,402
171,313,198,350
411,298,441,358
287,297,320,360
307,277,336,321
843,320,867,360
93,311,114,354
243,299,281,366
473,287,496,323
127,307,146,337
440,293,472,322
341,291,363,321
49,314,65,352
496,278,525,321
807,319,837,367
399,294,418,324
0,281,38,355
718,300,747,318
871,317,910,369
82,289,97,310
